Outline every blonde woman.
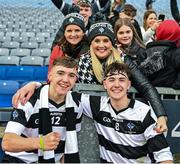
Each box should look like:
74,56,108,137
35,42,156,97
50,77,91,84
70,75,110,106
77,19,167,133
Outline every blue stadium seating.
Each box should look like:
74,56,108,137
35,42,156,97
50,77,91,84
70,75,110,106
0,80,19,107
33,66,48,82
5,66,35,84
0,65,48,84
0,67,6,80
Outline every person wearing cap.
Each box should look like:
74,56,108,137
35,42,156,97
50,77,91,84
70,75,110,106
78,17,168,133
49,12,89,68
51,0,92,49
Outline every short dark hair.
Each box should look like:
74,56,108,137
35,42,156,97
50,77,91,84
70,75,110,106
104,62,132,80
51,56,78,70
123,4,137,17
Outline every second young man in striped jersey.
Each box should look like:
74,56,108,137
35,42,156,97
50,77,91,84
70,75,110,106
80,62,173,163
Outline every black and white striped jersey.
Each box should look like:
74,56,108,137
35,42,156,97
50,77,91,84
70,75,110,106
81,94,173,163
4,89,83,163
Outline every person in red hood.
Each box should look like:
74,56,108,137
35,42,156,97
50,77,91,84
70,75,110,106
156,20,180,47
141,19,180,89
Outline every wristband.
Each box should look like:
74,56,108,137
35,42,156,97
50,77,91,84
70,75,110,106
39,135,44,151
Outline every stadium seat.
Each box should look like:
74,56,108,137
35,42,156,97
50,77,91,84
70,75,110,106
0,48,9,56
0,56,20,65
36,32,50,39
20,56,44,66
0,32,5,38
5,66,35,84
34,66,48,82
13,36,28,43
0,80,20,107
31,48,51,57
30,36,45,43
21,32,35,38
33,24,46,30
10,48,31,57
31,28,41,33
21,42,38,49
6,32,20,39
39,42,52,49
0,36,11,43
44,57,49,66
2,41,20,49
0,67,7,80
22,24,33,31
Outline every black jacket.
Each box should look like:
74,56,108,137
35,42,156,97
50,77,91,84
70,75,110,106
78,52,166,117
123,40,146,65
124,55,166,117
145,40,180,87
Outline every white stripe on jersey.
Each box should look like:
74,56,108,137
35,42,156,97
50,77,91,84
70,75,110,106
154,147,173,162
81,94,173,163
95,123,146,147
100,96,150,122
6,152,38,163
4,92,82,163
5,121,25,135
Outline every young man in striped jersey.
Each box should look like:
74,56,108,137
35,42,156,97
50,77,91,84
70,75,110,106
2,57,82,163
80,62,173,163
10,61,173,163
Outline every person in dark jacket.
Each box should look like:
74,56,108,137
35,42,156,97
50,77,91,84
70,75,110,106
114,18,180,89
77,18,167,132
144,20,180,89
51,0,92,49
170,0,180,25
114,18,146,65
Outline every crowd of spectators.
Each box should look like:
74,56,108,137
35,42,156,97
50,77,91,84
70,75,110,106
1,0,180,163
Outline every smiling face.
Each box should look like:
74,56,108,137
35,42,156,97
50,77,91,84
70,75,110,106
146,13,157,28
48,65,77,99
79,6,92,24
116,25,133,46
64,24,84,46
91,35,113,59
103,72,131,102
